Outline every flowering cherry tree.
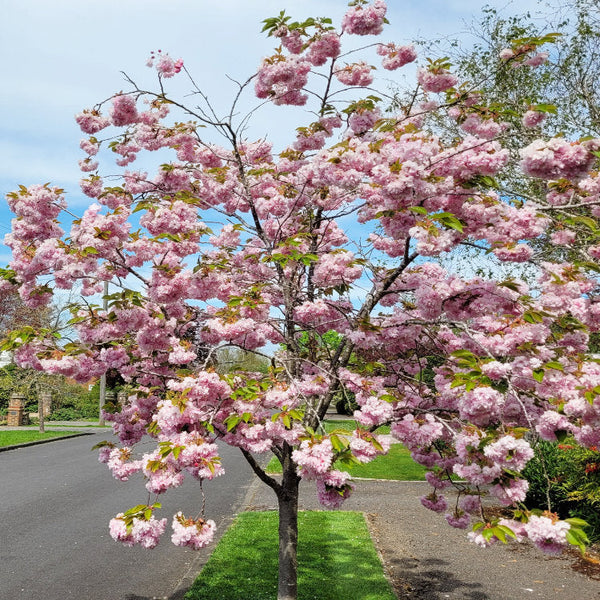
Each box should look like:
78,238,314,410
3,1,600,598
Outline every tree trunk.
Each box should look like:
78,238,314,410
276,457,300,600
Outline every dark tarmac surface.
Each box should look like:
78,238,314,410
0,431,255,600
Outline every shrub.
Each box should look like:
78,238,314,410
47,407,85,421
523,439,600,542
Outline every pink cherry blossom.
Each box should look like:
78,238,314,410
417,68,457,93
4,1,597,571
376,43,417,70
342,0,387,36
110,94,139,126
334,62,374,87
520,138,599,180
171,513,216,549
524,515,570,555
109,514,167,549
75,109,110,134
420,493,448,513
147,50,183,78
306,32,341,66
522,110,547,128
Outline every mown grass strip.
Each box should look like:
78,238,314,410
266,442,427,481
0,430,77,448
185,511,395,600
322,420,391,435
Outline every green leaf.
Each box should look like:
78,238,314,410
532,368,545,382
573,216,598,232
576,261,600,274
497,280,521,292
224,415,241,432
496,524,517,540
124,504,148,516
288,409,304,420
491,526,507,543
433,212,465,233
523,310,544,324
566,528,589,554
479,175,499,189
330,433,349,452
451,349,477,360
380,394,397,403
409,206,428,215
91,440,116,451
532,103,557,114
565,518,589,528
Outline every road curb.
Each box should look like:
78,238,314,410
0,431,95,453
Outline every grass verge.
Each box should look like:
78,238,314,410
185,510,395,600
323,420,391,435
266,442,427,480
0,430,77,448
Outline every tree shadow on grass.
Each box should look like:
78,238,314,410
298,511,397,599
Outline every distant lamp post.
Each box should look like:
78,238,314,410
98,280,109,426
38,389,52,433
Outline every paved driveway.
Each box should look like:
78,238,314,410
0,431,256,600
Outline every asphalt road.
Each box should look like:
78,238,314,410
0,431,257,600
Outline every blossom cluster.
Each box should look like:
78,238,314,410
3,0,599,561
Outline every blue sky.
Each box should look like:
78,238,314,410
0,0,541,267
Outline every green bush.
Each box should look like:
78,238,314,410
47,407,86,421
0,364,99,418
523,439,600,542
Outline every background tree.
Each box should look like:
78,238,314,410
0,285,50,338
0,285,94,419
429,0,600,264
453,0,600,138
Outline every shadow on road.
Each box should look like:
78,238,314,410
391,556,489,599
125,590,188,600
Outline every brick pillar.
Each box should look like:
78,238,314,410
7,393,28,426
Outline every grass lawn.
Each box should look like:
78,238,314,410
266,438,427,481
185,511,395,600
0,430,77,448
322,420,391,435
43,423,108,427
